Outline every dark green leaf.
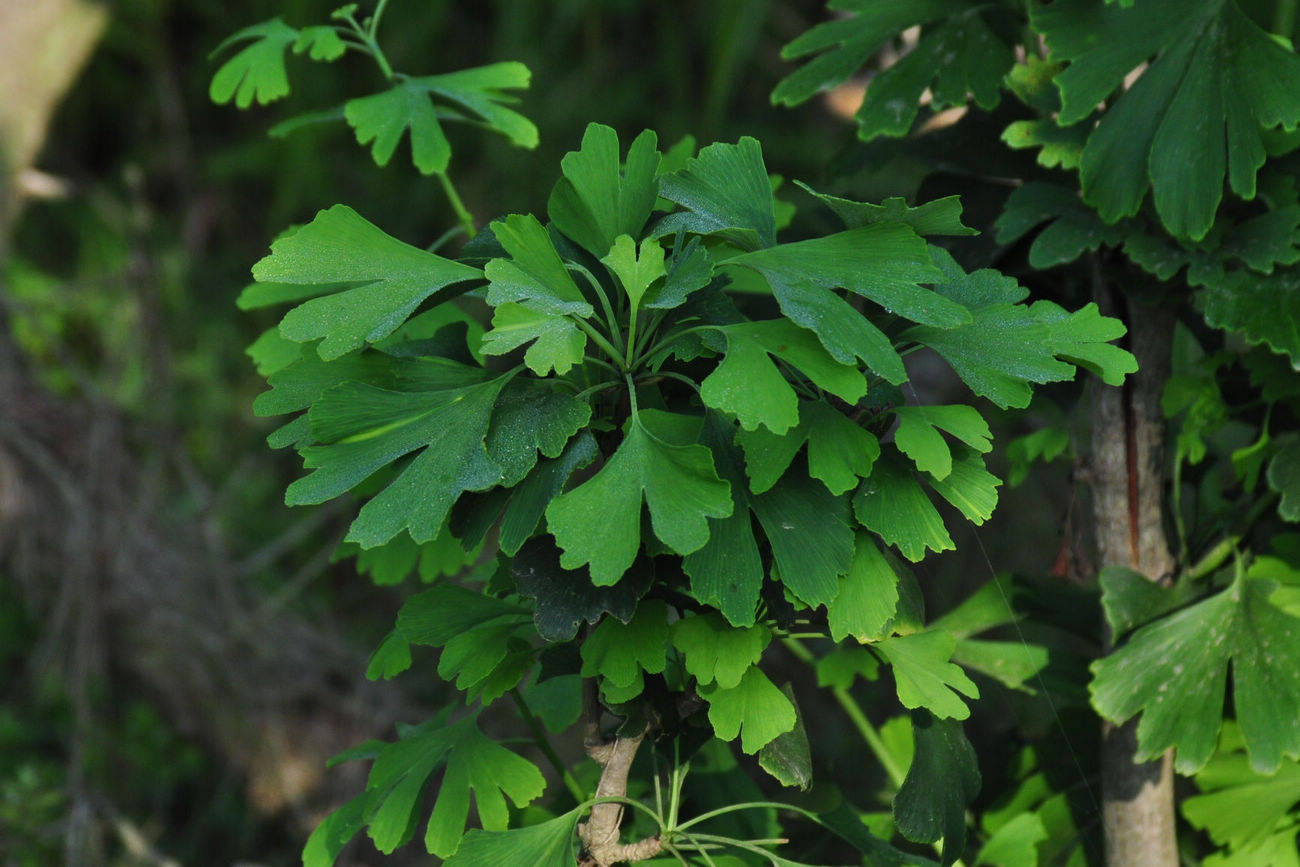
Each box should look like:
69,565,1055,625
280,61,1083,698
894,712,981,866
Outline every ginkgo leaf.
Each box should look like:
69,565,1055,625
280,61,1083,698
773,2,1016,143
209,18,298,108
548,124,661,258
892,405,991,480
994,180,1128,271
1199,268,1300,364
854,455,954,562
1034,0,1300,239
926,452,1001,525
643,237,714,309
816,647,880,689
699,665,797,754
877,630,980,721
345,63,536,174
395,583,531,648
893,712,981,867
737,400,880,495
1268,437,1300,521
700,320,868,434
903,248,1136,408
481,303,586,375
293,25,345,61
682,416,766,626
796,183,976,236
729,225,960,382
547,409,732,585
1090,574,1300,774
655,137,778,250
484,214,592,315
580,600,670,696
758,683,814,790
361,716,545,858
497,434,599,557
671,612,772,689
1183,725,1300,853
827,532,899,643
754,471,856,608
303,792,370,867
510,538,648,642
485,378,590,486
250,205,481,359
289,375,509,547
345,79,450,174
601,234,666,312
444,808,582,866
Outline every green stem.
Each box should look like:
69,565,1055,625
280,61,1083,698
509,689,585,805
574,319,625,370
342,11,394,79
425,225,465,253
626,305,640,368
781,637,906,790
675,801,819,834
574,379,621,402
642,370,701,393
435,172,476,239
1185,490,1280,580
1276,0,1297,38
583,355,623,376
634,309,669,360
369,0,392,38
681,834,788,861
636,324,718,367
568,263,625,353
627,373,640,416
586,795,666,829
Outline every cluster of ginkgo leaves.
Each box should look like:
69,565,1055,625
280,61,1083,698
780,0,1300,862
232,104,1136,863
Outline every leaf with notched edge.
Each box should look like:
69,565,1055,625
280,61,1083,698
547,409,732,585
250,206,481,359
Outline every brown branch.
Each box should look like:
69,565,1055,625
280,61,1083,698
576,680,661,866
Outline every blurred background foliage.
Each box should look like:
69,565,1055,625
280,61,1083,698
0,1,1088,864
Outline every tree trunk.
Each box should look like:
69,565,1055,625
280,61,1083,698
1089,282,1178,867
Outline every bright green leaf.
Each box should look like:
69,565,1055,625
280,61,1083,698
580,600,670,695
250,205,481,359
892,405,991,481
444,808,581,866
737,400,880,495
827,532,899,644
699,665,797,754
656,137,778,250
730,225,959,381
547,409,732,585
548,124,661,258
601,234,666,312
904,248,1136,408
877,630,980,721
1091,575,1300,773
671,612,771,689
701,320,868,434
209,18,298,108
854,455,954,562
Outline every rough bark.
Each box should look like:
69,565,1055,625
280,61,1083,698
577,682,662,866
1090,283,1178,867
